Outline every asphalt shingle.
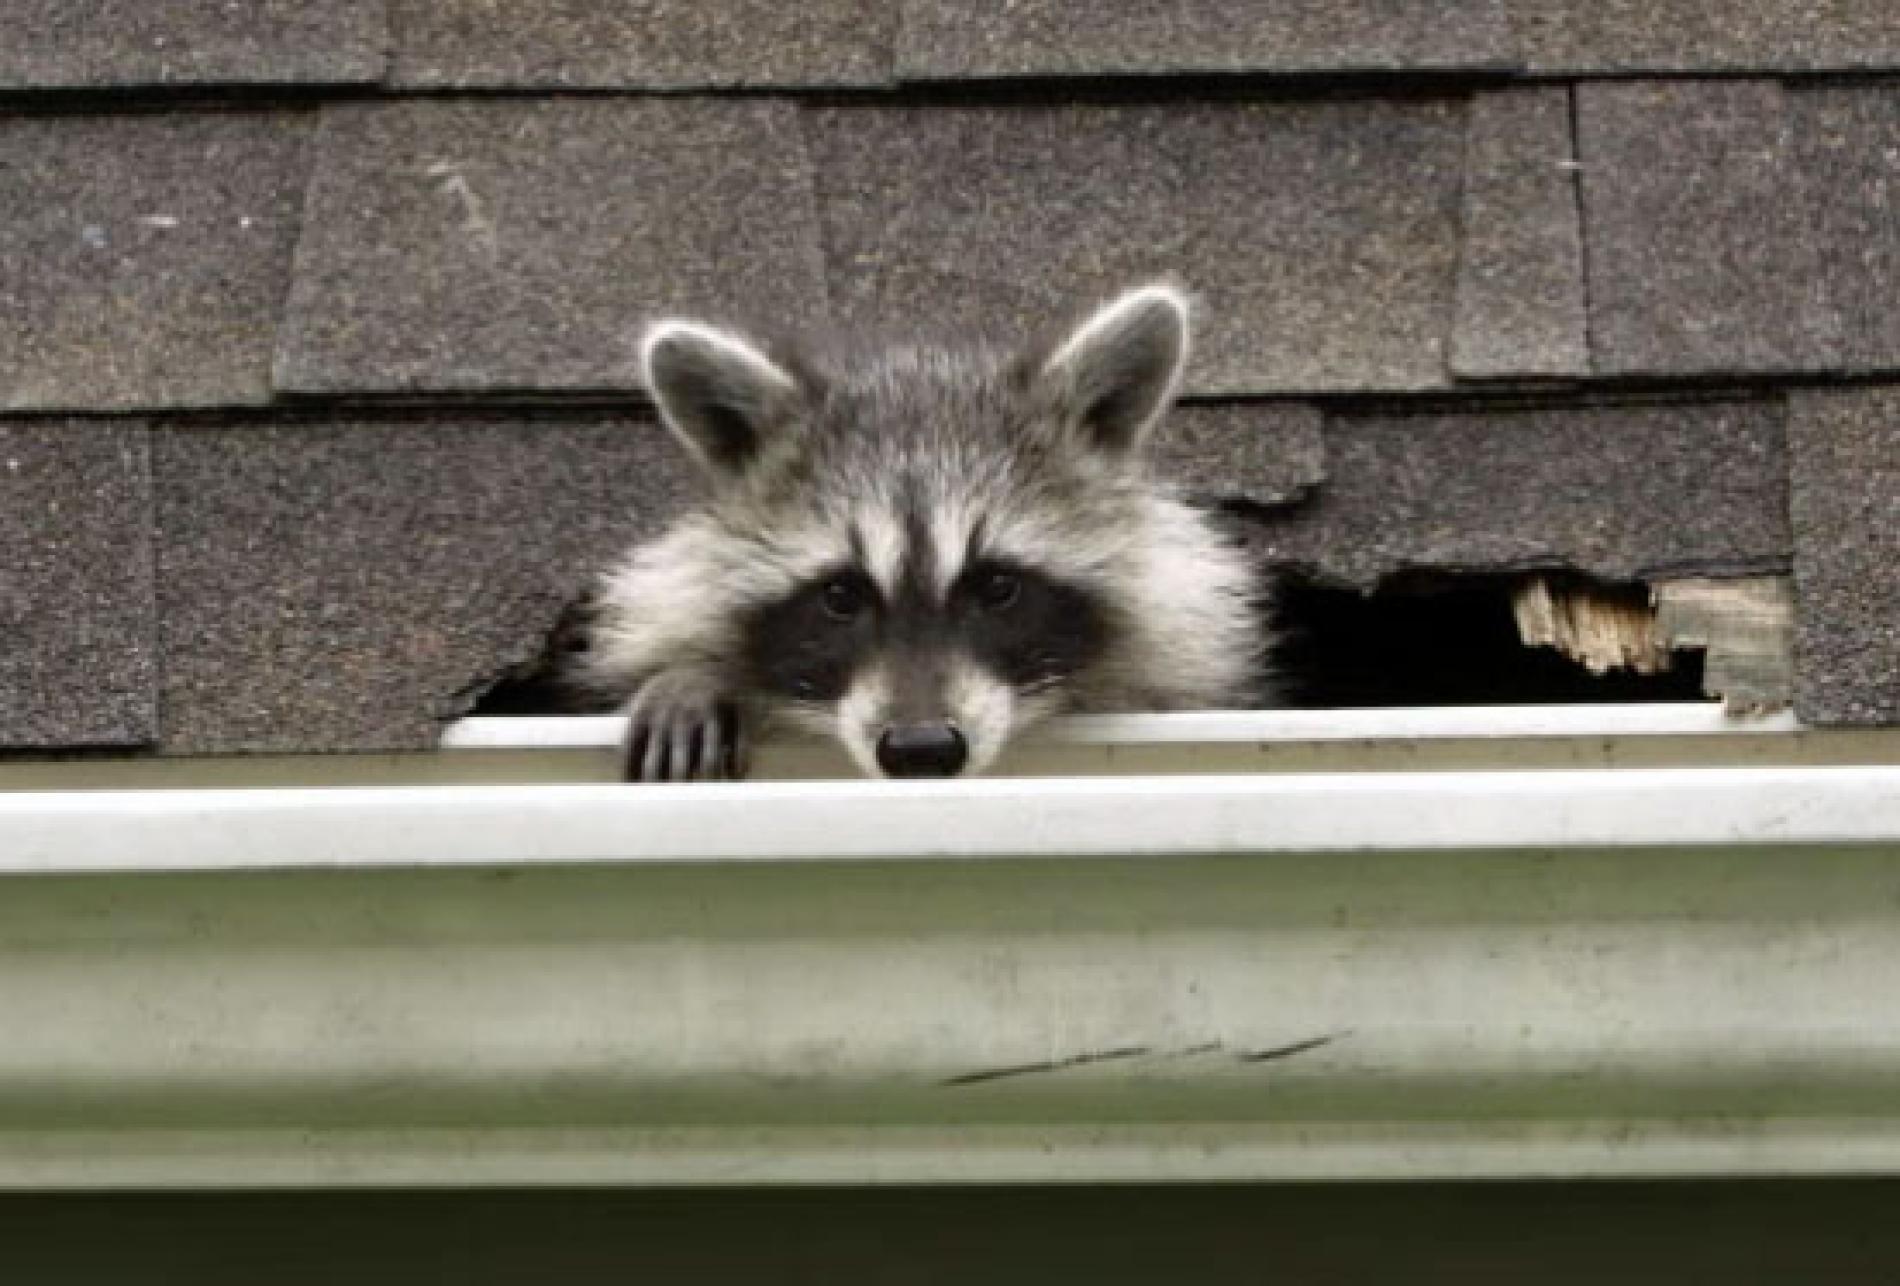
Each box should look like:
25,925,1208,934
0,110,314,412
388,0,892,88
1514,1,1900,73
0,0,388,88
1155,402,1325,508
1789,389,1900,726
1450,86,1588,380
0,420,156,748
1256,398,1791,591
1575,80,1838,379
154,413,695,754
806,97,1468,396
275,99,829,397
896,0,1516,79
1790,84,1900,376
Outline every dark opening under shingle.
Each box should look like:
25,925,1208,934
0,0,388,88
388,0,893,88
1790,84,1900,377
0,110,314,412
805,96,1468,397
154,413,696,755
1575,80,1839,380
1513,0,1900,74
0,419,156,749
1790,388,1900,727
275,99,829,398
1254,397,1791,591
897,0,1517,80
1450,85,1588,380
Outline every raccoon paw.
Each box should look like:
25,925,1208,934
622,674,748,783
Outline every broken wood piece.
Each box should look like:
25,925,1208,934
1513,577,1668,676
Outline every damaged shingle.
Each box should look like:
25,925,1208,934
0,0,388,88
1790,84,1900,376
1255,397,1792,591
805,97,1468,396
153,413,695,754
388,0,894,88
1575,81,1838,379
0,420,156,748
0,110,314,412
1789,389,1900,726
896,0,1517,79
275,99,829,397
1450,86,1589,380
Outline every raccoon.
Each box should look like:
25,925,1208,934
581,282,1267,781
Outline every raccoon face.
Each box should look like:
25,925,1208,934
735,548,1113,777
637,281,1204,778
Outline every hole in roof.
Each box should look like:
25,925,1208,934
1269,571,1707,709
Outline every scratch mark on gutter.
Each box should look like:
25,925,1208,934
1235,1032,1350,1064
942,1045,1153,1087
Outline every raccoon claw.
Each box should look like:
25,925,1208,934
622,679,748,783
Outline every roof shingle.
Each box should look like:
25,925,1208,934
0,110,313,412
1515,0,1900,73
154,413,693,754
388,0,893,88
1790,389,1900,726
1256,397,1792,590
1575,80,1838,379
806,96,1468,396
1790,83,1900,377
896,0,1517,80
0,420,155,749
0,0,388,88
1450,86,1588,381
274,99,829,397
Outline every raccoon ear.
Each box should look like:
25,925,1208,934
639,321,800,476
1033,282,1191,455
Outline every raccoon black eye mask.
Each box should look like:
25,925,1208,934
580,281,1267,781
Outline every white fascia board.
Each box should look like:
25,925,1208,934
1,705,1899,1188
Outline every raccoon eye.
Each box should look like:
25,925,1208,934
975,569,1021,612
821,574,870,623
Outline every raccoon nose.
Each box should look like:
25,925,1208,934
876,722,969,778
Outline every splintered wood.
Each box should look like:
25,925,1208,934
1512,575,1794,713
1513,578,1666,675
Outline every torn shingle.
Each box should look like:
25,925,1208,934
0,420,156,748
896,0,1517,79
0,0,388,87
275,99,828,397
0,110,314,412
154,414,696,755
1790,389,1900,726
1790,84,1900,376
1153,403,1325,509
806,97,1468,396
1450,86,1588,380
388,0,893,88
1575,81,1839,379
1514,1,1900,73
1255,398,1791,591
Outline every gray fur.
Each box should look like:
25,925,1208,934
584,282,1271,780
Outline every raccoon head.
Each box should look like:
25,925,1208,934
634,281,1255,779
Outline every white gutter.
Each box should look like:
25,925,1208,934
1,704,1899,1188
